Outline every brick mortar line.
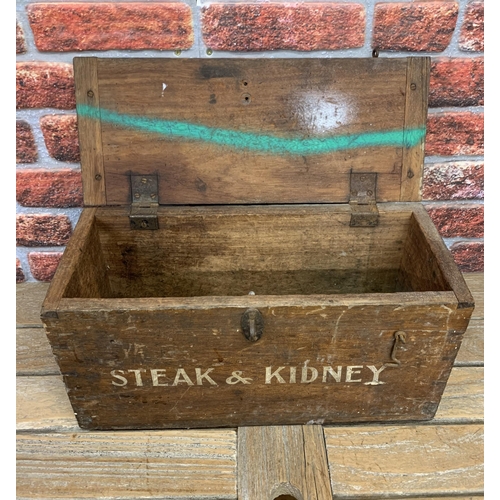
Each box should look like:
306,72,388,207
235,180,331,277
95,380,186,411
16,0,483,63
422,200,484,207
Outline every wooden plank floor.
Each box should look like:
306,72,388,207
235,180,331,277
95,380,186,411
16,273,484,499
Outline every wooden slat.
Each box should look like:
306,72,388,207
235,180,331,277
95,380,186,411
16,327,59,376
434,367,483,423
16,283,49,326
17,376,78,432
73,57,106,206
324,424,484,498
17,430,237,500
464,273,484,319
455,319,483,366
41,208,99,317
401,57,430,201
238,425,332,500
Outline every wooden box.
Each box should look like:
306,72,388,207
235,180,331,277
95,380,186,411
41,57,474,430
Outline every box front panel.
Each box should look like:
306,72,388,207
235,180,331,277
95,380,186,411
45,298,468,430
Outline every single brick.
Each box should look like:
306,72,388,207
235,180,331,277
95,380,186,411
450,241,484,272
425,204,483,238
16,121,38,163
425,112,484,156
429,58,483,107
16,214,72,247
16,62,75,109
17,169,83,208
28,3,193,52
423,162,484,201
28,252,63,282
372,2,458,52
202,4,365,51
459,1,484,52
40,115,80,162
16,258,25,283
16,21,26,54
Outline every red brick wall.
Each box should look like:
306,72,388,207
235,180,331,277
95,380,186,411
16,0,484,282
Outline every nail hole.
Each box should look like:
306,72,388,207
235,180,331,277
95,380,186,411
372,47,379,58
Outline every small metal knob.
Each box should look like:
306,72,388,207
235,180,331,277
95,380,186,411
241,308,264,342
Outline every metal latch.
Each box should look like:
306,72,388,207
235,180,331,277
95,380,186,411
349,172,379,227
129,174,159,230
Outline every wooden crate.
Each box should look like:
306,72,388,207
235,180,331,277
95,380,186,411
41,57,474,430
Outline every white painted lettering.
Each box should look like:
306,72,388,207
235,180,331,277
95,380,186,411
172,368,194,386
151,369,168,386
226,371,252,384
128,369,145,386
345,366,363,382
111,370,128,386
289,366,297,384
322,366,342,383
364,365,387,385
301,360,318,383
196,368,217,386
265,366,286,384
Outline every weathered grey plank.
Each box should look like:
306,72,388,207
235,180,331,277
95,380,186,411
464,273,483,319
238,425,333,500
434,367,483,423
455,319,483,366
324,424,483,498
16,282,49,326
17,376,78,432
17,429,237,500
16,327,59,376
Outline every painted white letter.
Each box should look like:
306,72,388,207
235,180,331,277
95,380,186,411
151,369,168,386
111,370,128,386
173,368,194,386
345,366,363,382
364,365,387,385
265,366,286,384
128,369,145,386
322,366,342,383
301,360,318,383
196,368,217,385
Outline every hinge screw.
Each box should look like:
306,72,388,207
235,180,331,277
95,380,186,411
87,90,94,98
410,83,417,91
95,174,102,181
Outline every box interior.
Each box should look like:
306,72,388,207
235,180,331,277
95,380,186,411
62,206,452,299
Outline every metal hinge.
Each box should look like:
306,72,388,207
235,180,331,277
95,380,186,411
129,174,159,230
349,172,379,227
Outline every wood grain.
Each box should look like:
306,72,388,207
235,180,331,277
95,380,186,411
44,294,466,429
238,425,332,500
16,283,49,326
17,376,78,432
16,367,482,433
324,424,483,498
16,327,59,376
455,319,483,366
464,273,484,319
73,57,106,206
17,429,237,499
401,57,430,201
434,367,483,423
72,57,428,205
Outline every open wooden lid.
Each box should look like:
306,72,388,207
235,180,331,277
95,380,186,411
74,57,429,206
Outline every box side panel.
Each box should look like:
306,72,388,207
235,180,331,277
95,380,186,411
94,205,413,298
47,295,469,430
41,208,101,317
77,57,420,205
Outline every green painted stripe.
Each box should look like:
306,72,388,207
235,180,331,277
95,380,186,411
77,104,426,156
